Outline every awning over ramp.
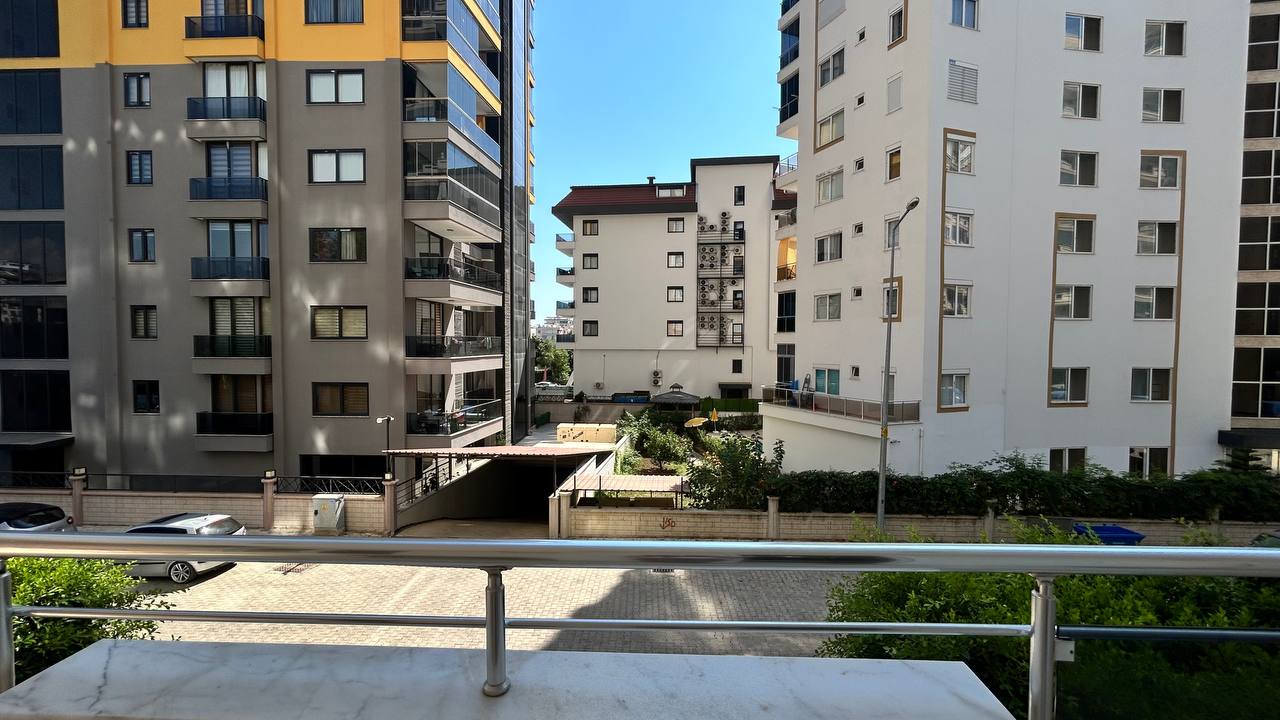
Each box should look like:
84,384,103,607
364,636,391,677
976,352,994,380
385,445,605,459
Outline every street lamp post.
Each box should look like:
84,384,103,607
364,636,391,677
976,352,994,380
376,415,394,474
877,197,920,532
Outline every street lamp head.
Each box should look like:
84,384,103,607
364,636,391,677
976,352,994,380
905,197,920,213
376,415,394,424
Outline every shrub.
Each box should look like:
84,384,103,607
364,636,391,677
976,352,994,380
686,434,784,510
644,428,692,471
10,557,169,682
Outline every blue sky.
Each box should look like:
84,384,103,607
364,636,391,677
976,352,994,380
528,0,795,320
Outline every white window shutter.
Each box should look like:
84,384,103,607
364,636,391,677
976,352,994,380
947,60,978,103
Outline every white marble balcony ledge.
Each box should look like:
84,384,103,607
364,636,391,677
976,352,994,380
0,640,1013,719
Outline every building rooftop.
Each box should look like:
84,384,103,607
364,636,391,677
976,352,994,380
551,182,697,225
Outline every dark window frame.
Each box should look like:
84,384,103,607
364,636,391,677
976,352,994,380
123,72,151,108
308,227,367,262
311,382,371,417
582,320,599,337
308,149,366,184
305,0,364,24
132,379,160,414
130,305,158,339
733,186,745,206
581,220,599,236
310,305,369,340
666,252,684,268
128,228,156,263
581,287,599,303
126,150,153,185
581,253,599,270
0,295,67,359
0,369,70,431
666,286,683,303
0,221,66,283
305,69,365,104
0,70,61,134
666,320,683,337
122,0,149,28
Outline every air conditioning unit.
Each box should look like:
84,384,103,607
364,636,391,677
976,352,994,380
593,382,604,390
720,211,731,220
651,370,663,379
651,378,662,386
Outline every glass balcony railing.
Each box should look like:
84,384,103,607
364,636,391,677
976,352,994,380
556,233,574,244
405,399,502,435
195,411,273,435
556,267,574,277
404,256,501,290
780,97,799,123
187,96,267,121
776,152,798,178
185,15,265,40
190,177,268,201
762,385,921,423
780,43,800,69
401,15,500,97
555,333,575,343
405,335,500,358
556,301,574,310
777,207,798,229
403,177,500,228
402,98,500,162
781,0,799,15
193,335,271,358
191,256,269,280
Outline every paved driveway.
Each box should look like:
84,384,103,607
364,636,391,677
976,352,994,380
152,562,847,657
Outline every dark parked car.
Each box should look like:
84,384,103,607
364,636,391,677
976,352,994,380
0,502,74,532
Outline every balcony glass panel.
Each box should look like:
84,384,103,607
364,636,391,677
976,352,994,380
193,335,271,357
195,411,272,435
187,96,267,121
401,0,499,96
404,256,500,290
405,335,500,357
402,98,500,162
185,15,265,39
405,398,502,435
191,256,269,280
190,177,268,201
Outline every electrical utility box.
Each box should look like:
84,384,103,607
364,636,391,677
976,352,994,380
312,494,346,536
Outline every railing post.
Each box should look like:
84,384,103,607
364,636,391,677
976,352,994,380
482,568,511,697
68,467,86,528
766,496,781,540
0,558,14,692
261,470,276,532
1028,575,1057,720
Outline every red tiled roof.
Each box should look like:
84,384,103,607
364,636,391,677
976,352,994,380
552,183,697,225
772,188,797,210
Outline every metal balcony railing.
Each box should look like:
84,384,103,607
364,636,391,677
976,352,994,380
194,411,273,435
776,152,798,178
696,263,745,279
402,98,500,162
0,533,1277,719
403,177,500,227
697,230,745,244
762,385,921,423
193,335,271,358
404,257,501,291
776,207,798,229
776,263,797,281
556,267,574,277
191,256,269,280
780,43,800,69
556,233,574,244
190,177,268,201
185,14,265,39
405,335,500,358
696,332,744,347
405,399,503,435
186,96,267,121
555,333,574,343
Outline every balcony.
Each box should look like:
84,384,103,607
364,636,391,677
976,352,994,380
401,14,500,98
555,333,575,344
781,0,799,15
183,15,265,61
190,257,270,298
404,399,504,448
556,233,575,256
762,385,921,424
404,257,503,306
779,97,799,125
405,335,502,375
185,15,265,39
697,260,745,280
185,97,267,141
775,152,798,188
192,335,271,375
194,411,273,452
556,267,575,286
189,178,268,220
403,177,501,243
403,98,500,163
776,263,798,281
556,301,574,317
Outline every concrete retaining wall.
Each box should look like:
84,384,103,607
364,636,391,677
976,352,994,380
274,494,384,534
82,492,264,529
0,489,73,515
535,402,649,424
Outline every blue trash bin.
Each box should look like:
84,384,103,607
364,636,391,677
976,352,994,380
1073,523,1144,546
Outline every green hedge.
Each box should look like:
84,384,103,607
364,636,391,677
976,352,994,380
699,397,761,413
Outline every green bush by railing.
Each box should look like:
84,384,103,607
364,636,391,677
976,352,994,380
699,397,761,413
533,411,551,427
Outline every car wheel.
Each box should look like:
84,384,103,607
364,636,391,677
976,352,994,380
167,562,196,584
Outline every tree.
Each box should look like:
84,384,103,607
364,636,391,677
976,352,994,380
686,434,785,510
533,336,571,384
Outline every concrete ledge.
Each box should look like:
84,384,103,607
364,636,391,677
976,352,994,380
193,433,274,453
189,279,270,297
0,640,1012,719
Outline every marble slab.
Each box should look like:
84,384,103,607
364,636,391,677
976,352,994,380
0,640,1014,719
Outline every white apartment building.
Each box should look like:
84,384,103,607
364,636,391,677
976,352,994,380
765,0,1246,476
551,158,791,399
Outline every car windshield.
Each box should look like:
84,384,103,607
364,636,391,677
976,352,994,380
7,508,64,528
197,518,244,535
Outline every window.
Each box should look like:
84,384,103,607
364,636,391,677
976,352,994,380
126,150,152,185
885,217,900,249
312,382,369,417
734,186,745,206
306,0,363,23
1062,82,1099,119
1134,286,1176,320
1246,82,1280,139
886,147,902,181
666,286,683,303
666,252,684,268
130,305,157,339
0,0,59,58
128,228,156,262
732,359,743,374
1050,367,1089,404
779,72,800,122
309,228,366,262
1232,347,1280,417
817,169,843,203
1049,448,1086,474
855,93,865,108
666,320,683,337
883,279,902,320
945,138,974,173
667,217,684,233
582,320,598,337
1065,14,1101,52
1234,282,1280,335
857,27,866,43
0,222,65,283
1137,221,1177,255
1251,15,1280,72
944,211,972,246
1054,285,1092,320
123,73,150,108
310,150,365,183
1059,151,1097,187
819,48,845,87
951,0,976,29
940,373,968,407
887,74,903,112
777,343,796,383
656,186,684,198
1239,217,1280,270
0,70,61,134
1128,447,1169,477
815,232,843,262
582,220,598,236
122,0,148,28
817,110,844,147
1243,150,1280,204
1142,88,1182,123
1055,216,1094,253
1131,368,1172,402
306,70,363,104
311,306,368,339
1139,153,1180,189
0,146,61,209
777,291,796,332
854,157,865,172
943,284,971,317
1144,21,1184,57
582,253,599,270
0,296,67,359
132,380,160,414
815,292,841,321
814,367,840,395
889,5,905,46
946,60,978,103
583,287,599,303
853,222,864,236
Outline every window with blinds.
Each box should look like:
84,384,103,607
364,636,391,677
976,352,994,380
415,300,442,336
947,60,978,104
210,297,257,335
130,305,157,339
312,382,369,416
207,142,253,178
887,74,902,113
311,305,367,339
211,374,259,413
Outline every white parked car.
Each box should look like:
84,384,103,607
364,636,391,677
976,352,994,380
123,513,245,584
0,502,75,532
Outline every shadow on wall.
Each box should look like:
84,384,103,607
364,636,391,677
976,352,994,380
537,568,846,657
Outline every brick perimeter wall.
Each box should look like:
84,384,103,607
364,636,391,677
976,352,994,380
82,492,264,528
274,494,383,534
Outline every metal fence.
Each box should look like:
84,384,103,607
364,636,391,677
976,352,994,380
762,385,921,423
275,476,384,495
0,536,1277,718
0,471,67,489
